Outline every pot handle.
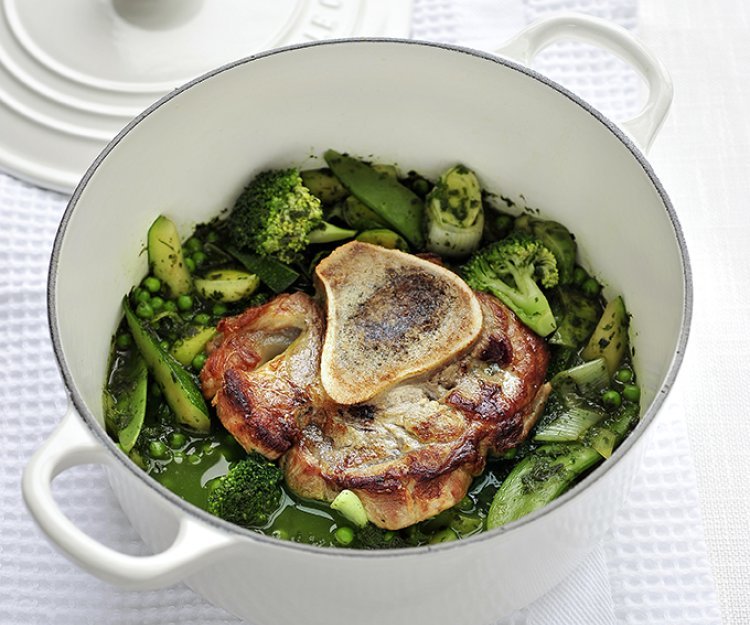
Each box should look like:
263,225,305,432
22,404,235,590
495,13,673,152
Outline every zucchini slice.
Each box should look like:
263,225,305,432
227,246,299,294
103,341,147,453
148,215,192,298
300,168,348,205
355,229,409,251
170,326,217,366
581,295,629,375
194,269,260,303
123,300,210,432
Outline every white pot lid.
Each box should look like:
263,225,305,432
0,0,413,193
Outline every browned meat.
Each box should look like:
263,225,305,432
283,293,550,529
200,292,324,459
202,290,549,530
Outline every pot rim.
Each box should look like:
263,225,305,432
47,37,693,558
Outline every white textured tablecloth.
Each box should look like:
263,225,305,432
637,3,750,624
0,1,730,623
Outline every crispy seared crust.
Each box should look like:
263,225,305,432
201,290,550,530
315,241,483,405
441,294,551,453
282,293,550,529
283,434,478,529
201,292,324,460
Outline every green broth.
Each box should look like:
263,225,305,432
113,352,637,547
150,436,240,510
131,410,509,547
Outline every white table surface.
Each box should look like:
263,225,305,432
1,1,748,623
638,2,750,623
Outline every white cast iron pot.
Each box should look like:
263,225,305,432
23,14,690,625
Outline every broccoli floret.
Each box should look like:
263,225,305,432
207,454,283,528
462,233,559,336
227,168,322,264
227,168,355,265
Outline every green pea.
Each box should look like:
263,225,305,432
205,231,219,243
185,237,203,253
572,266,588,286
622,384,641,403
150,296,165,312
615,368,633,383
334,526,355,546
142,276,161,293
115,333,132,349
192,251,207,267
168,432,187,448
457,496,474,512
582,277,601,297
149,440,169,459
135,301,154,319
412,178,431,197
492,214,514,235
177,295,193,311
602,389,622,410
159,339,170,351
194,313,211,325
184,257,196,273
202,441,215,455
188,454,201,465
134,288,151,304
163,300,177,313
192,353,207,371
212,303,228,316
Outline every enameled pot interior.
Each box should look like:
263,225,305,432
50,39,690,544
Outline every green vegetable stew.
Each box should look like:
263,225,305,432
104,151,640,549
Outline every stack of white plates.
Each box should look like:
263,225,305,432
0,0,412,192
